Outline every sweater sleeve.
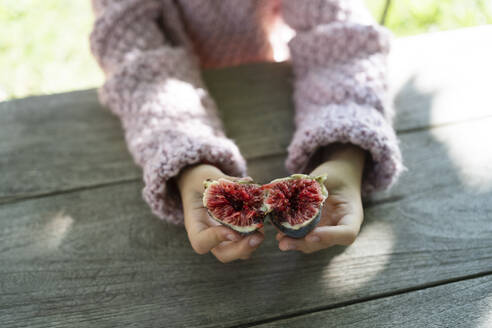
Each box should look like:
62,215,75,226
90,0,247,224
281,0,405,194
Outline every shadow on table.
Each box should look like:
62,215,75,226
28,68,487,327
321,74,492,326
170,73,492,326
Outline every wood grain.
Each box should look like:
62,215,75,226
2,27,492,202
369,115,492,204
1,27,492,328
257,274,492,328
203,61,295,160
1,115,492,327
0,89,140,203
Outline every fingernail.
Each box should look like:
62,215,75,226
227,234,239,241
249,237,261,247
307,235,320,243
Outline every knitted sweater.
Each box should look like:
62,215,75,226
90,0,404,225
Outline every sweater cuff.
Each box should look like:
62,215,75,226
286,103,405,194
141,132,247,225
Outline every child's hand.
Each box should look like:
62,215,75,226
277,144,366,253
177,164,264,263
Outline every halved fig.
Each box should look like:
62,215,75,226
203,178,267,234
263,174,328,238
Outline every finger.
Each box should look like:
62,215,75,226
308,225,359,246
278,225,359,254
278,235,306,252
337,203,364,228
213,232,263,262
182,196,242,252
211,232,264,263
190,225,242,255
276,232,286,241
278,234,325,254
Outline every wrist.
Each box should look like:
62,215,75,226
177,163,221,192
318,143,366,163
310,143,367,189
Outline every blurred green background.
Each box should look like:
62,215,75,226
1,0,491,101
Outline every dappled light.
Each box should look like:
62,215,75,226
322,220,395,293
11,211,74,258
158,78,206,115
389,26,492,127
1,1,492,326
269,17,295,62
41,210,73,250
478,302,492,328
431,119,492,192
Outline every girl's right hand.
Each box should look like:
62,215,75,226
177,164,264,263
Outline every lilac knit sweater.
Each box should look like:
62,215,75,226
90,0,404,224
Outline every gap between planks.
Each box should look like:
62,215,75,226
0,177,140,206
1,110,490,207
0,161,405,208
0,155,407,208
229,269,492,328
396,114,492,135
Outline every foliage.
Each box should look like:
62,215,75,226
1,0,491,100
0,0,103,100
366,0,492,35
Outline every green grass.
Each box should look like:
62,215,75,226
1,0,491,100
0,0,103,100
367,0,492,35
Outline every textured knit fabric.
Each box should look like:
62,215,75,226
90,0,404,224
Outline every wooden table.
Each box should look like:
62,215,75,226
1,27,492,328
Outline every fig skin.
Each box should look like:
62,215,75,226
269,212,321,238
207,211,263,235
263,174,328,238
202,174,328,238
202,178,266,234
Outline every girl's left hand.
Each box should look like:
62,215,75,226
276,144,366,253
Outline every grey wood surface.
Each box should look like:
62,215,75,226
1,27,492,328
2,26,492,202
257,275,492,328
1,172,491,327
0,89,140,203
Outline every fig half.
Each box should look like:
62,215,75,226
202,178,267,234
202,174,328,238
263,174,328,238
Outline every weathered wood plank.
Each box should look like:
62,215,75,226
0,89,140,202
370,115,492,204
2,27,492,201
1,27,492,327
204,61,295,160
257,275,492,328
1,115,492,327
